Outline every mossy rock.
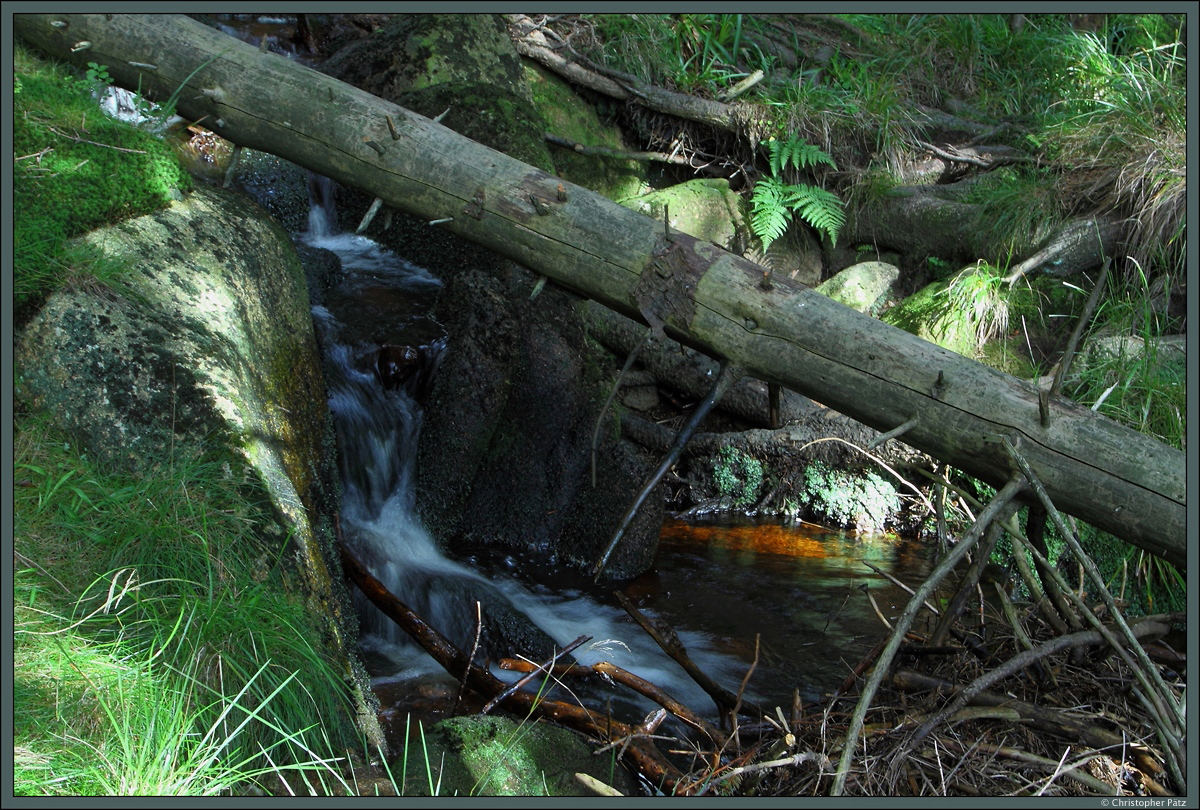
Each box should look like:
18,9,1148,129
885,276,1042,376
396,81,553,173
13,44,192,316
619,178,746,251
883,280,977,356
322,13,528,100
524,61,645,200
398,715,636,797
12,68,192,245
816,261,900,314
15,181,383,750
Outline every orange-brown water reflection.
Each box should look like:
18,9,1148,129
627,516,933,705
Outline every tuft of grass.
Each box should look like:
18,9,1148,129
13,412,361,795
583,13,775,99
1062,262,1185,450
939,262,1012,351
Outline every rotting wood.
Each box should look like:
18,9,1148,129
16,13,1185,570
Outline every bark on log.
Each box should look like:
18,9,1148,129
16,14,1184,568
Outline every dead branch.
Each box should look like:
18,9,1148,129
1003,216,1124,285
507,15,744,133
964,741,1116,795
1003,437,1186,744
592,661,729,748
896,619,1174,761
830,475,1028,796
480,634,590,715
337,540,691,793
544,132,727,176
614,589,766,718
892,666,1177,793
46,125,148,153
593,360,742,580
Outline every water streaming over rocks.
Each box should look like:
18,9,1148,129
302,173,748,720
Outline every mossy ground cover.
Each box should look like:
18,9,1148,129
13,44,192,321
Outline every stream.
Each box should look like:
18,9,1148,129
300,173,933,748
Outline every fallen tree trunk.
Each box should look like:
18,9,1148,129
844,185,1124,273
16,13,1185,568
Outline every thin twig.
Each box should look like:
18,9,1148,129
592,327,652,487
830,475,1028,796
453,600,483,714
47,125,147,153
480,634,590,715
593,361,742,580
1050,258,1109,399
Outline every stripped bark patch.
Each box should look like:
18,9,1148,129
633,232,710,337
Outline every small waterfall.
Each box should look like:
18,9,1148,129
306,172,747,714
306,172,338,239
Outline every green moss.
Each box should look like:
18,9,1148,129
714,446,764,508
619,179,744,248
523,62,645,200
397,81,554,173
399,715,629,796
884,280,976,356
13,43,192,315
800,460,898,531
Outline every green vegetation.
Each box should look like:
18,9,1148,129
750,135,844,251
14,14,1185,794
799,461,899,532
584,13,775,98
1063,264,1185,449
713,446,765,508
13,413,363,795
12,43,370,797
13,44,191,321
938,262,1011,352
575,13,1184,614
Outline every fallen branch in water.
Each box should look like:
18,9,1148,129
336,539,691,793
614,589,766,719
497,655,728,748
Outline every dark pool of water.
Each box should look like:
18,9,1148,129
622,517,934,706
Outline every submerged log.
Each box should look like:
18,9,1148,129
16,13,1185,568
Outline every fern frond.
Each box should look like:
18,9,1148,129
768,136,838,175
787,184,845,246
750,178,791,253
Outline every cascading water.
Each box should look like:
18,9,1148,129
301,173,747,721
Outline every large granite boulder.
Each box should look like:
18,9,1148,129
15,182,384,750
